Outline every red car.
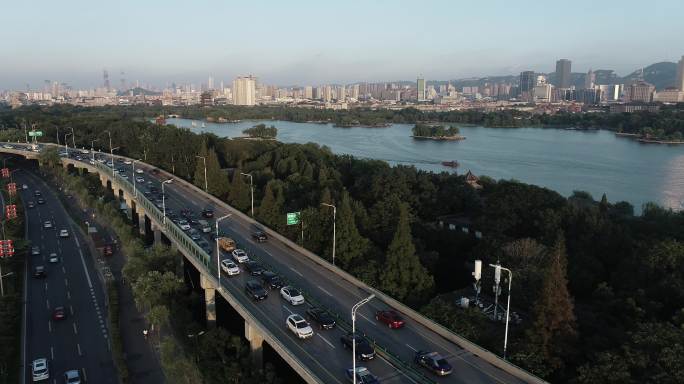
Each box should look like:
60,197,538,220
52,307,66,321
375,310,405,329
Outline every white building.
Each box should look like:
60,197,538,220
677,55,684,91
232,76,256,106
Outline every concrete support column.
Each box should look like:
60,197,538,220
151,223,162,244
124,195,134,220
245,321,264,368
137,212,146,236
200,274,217,328
100,175,108,188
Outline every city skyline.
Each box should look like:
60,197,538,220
2,0,684,89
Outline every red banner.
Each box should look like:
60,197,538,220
4,204,17,220
0,168,9,178
0,239,14,257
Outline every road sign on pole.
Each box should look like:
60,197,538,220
28,131,43,137
286,212,300,225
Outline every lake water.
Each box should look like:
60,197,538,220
167,118,684,212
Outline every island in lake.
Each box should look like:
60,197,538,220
411,123,466,141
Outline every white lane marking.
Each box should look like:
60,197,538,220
70,306,74,315
359,313,376,325
62,266,65,274
44,282,48,291
77,249,93,289
77,344,82,356
74,236,80,248
281,305,294,315
317,333,336,349
48,321,52,333
289,267,303,277
72,322,78,335
82,368,87,381
50,346,54,360
46,299,49,309
405,343,417,352
317,285,333,296
67,291,71,299
64,278,68,287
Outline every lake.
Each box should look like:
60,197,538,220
167,118,684,212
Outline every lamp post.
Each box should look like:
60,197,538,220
68,127,75,149
489,262,513,359
56,126,60,146
187,330,206,362
110,147,120,177
240,172,254,217
0,266,14,297
162,179,173,224
215,214,232,280
91,139,99,162
351,294,375,384
321,203,336,266
132,159,141,198
65,133,72,157
196,156,207,192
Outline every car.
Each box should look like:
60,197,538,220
120,174,129,180
63,369,81,384
251,231,268,243
75,156,82,161
231,249,249,263
143,190,152,197
220,259,240,276
280,286,305,305
33,266,46,278
59,229,69,238
2,144,14,149
31,246,40,255
123,160,132,165
22,184,28,190
245,280,268,301
135,176,144,183
375,310,405,329
177,220,191,231
286,314,314,339
261,271,283,289
345,367,380,384
306,307,336,330
37,197,45,204
201,208,214,218
27,201,35,208
414,350,453,376
188,229,201,241
243,260,265,276
43,221,52,229
52,306,66,321
34,190,41,197
106,161,114,167
31,358,49,381
48,253,59,263
135,168,144,174
340,333,375,360
89,160,95,165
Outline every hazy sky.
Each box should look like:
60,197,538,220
2,0,684,89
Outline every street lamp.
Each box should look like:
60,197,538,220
110,147,120,176
161,179,173,224
104,130,114,173
65,133,72,157
132,159,141,198
0,268,14,297
91,139,99,162
187,330,206,362
489,262,513,359
321,203,336,266
240,172,254,217
215,214,232,280
351,294,375,384
196,156,207,192
68,127,75,149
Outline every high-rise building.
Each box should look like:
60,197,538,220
626,80,655,102
676,55,684,91
555,59,572,88
337,85,346,102
324,85,332,102
304,86,313,99
232,75,256,106
208,76,214,90
519,71,535,94
417,77,426,101
584,69,595,90
352,84,359,100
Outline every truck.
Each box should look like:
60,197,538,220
197,219,212,233
217,237,236,253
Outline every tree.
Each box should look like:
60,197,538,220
195,144,229,198
378,202,434,303
228,169,250,211
334,191,369,269
132,271,183,311
257,180,284,229
521,234,577,376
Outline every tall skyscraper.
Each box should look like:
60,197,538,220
519,71,535,94
555,59,572,88
584,69,595,89
324,85,332,102
304,86,313,99
676,55,684,91
208,76,214,90
338,85,346,102
232,76,256,106
352,84,359,100
417,77,426,101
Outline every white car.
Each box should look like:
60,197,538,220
123,160,132,165
80,149,89,154
31,246,40,255
286,314,314,339
231,249,249,263
22,184,28,190
48,253,59,263
59,229,69,238
3,144,14,149
220,259,240,276
280,286,305,305
135,177,144,183
43,221,52,229
135,168,144,174
178,220,191,231
31,358,49,381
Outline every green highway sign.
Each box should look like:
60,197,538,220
28,131,43,137
286,212,300,225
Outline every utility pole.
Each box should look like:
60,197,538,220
240,172,254,217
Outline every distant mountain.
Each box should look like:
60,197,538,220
620,62,677,90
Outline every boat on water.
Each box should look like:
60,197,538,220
191,121,197,127
441,160,459,168
201,122,206,128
